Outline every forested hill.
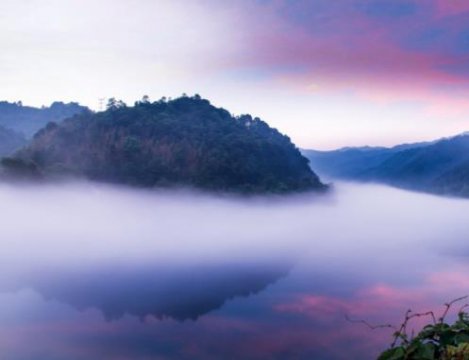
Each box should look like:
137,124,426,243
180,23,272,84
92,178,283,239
6,96,326,193
0,101,90,138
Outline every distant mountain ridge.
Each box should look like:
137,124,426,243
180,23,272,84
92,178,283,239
0,101,90,138
304,132,469,197
303,140,430,179
0,126,27,157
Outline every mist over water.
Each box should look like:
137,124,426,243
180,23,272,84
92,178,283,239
2,181,467,263
0,181,325,267
1,181,469,359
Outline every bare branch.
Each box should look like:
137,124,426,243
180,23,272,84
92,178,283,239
408,311,437,324
344,314,395,330
346,295,469,349
440,295,468,323
391,310,437,347
458,303,469,315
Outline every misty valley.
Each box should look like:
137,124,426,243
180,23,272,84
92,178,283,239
5,1,469,358
0,97,469,359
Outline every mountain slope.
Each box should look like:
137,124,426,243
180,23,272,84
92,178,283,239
305,133,469,197
0,126,27,157
365,135,469,180
5,96,325,193
304,147,395,179
0,101,89,137
303,141,430,179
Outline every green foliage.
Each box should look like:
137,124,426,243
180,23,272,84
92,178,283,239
106,98,127,110
377,298,469,360
10,95,326,193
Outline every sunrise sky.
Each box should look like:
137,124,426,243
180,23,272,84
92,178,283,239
2,0,469,149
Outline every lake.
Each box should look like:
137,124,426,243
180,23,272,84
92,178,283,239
0,181,468,359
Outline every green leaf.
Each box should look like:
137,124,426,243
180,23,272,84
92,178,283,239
439,330,456,347
415,343,436,360
378,347,406,360
454,333,469,345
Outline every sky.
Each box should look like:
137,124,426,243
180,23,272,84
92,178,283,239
2,0,469,149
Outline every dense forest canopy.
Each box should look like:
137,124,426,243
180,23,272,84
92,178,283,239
6,95,325,193
0,101,90,138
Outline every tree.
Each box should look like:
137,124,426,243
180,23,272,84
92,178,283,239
107,98,126,110
9,95,326,193
106,98,117,110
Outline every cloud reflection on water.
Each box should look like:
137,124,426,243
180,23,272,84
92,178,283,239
0,181,468,358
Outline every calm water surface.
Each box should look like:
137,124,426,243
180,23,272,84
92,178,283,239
0,182,468,359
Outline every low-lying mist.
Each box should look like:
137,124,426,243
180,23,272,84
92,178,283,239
1,180,469,358
0,181,327,268
0,180,468,282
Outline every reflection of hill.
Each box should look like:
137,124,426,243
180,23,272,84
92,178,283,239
26,262,290,321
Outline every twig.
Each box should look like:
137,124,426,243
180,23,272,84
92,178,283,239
440,295,468,323
346,295,469,349
458,303,469,315
344,314,395,330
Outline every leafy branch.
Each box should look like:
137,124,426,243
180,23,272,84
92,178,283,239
346,296,469,359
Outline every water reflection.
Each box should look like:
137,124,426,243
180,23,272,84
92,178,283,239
23,261,289,321
0,182,469,359
4,258,468,359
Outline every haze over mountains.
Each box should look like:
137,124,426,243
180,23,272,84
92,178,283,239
305,132,469,197
0,101,89,157
0,101,89,138
0,126,27,157
3,95,469,198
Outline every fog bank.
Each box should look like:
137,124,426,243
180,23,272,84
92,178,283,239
0,180,466,271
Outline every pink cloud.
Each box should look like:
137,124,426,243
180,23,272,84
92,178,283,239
434,0,469,17
223,1,469,117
